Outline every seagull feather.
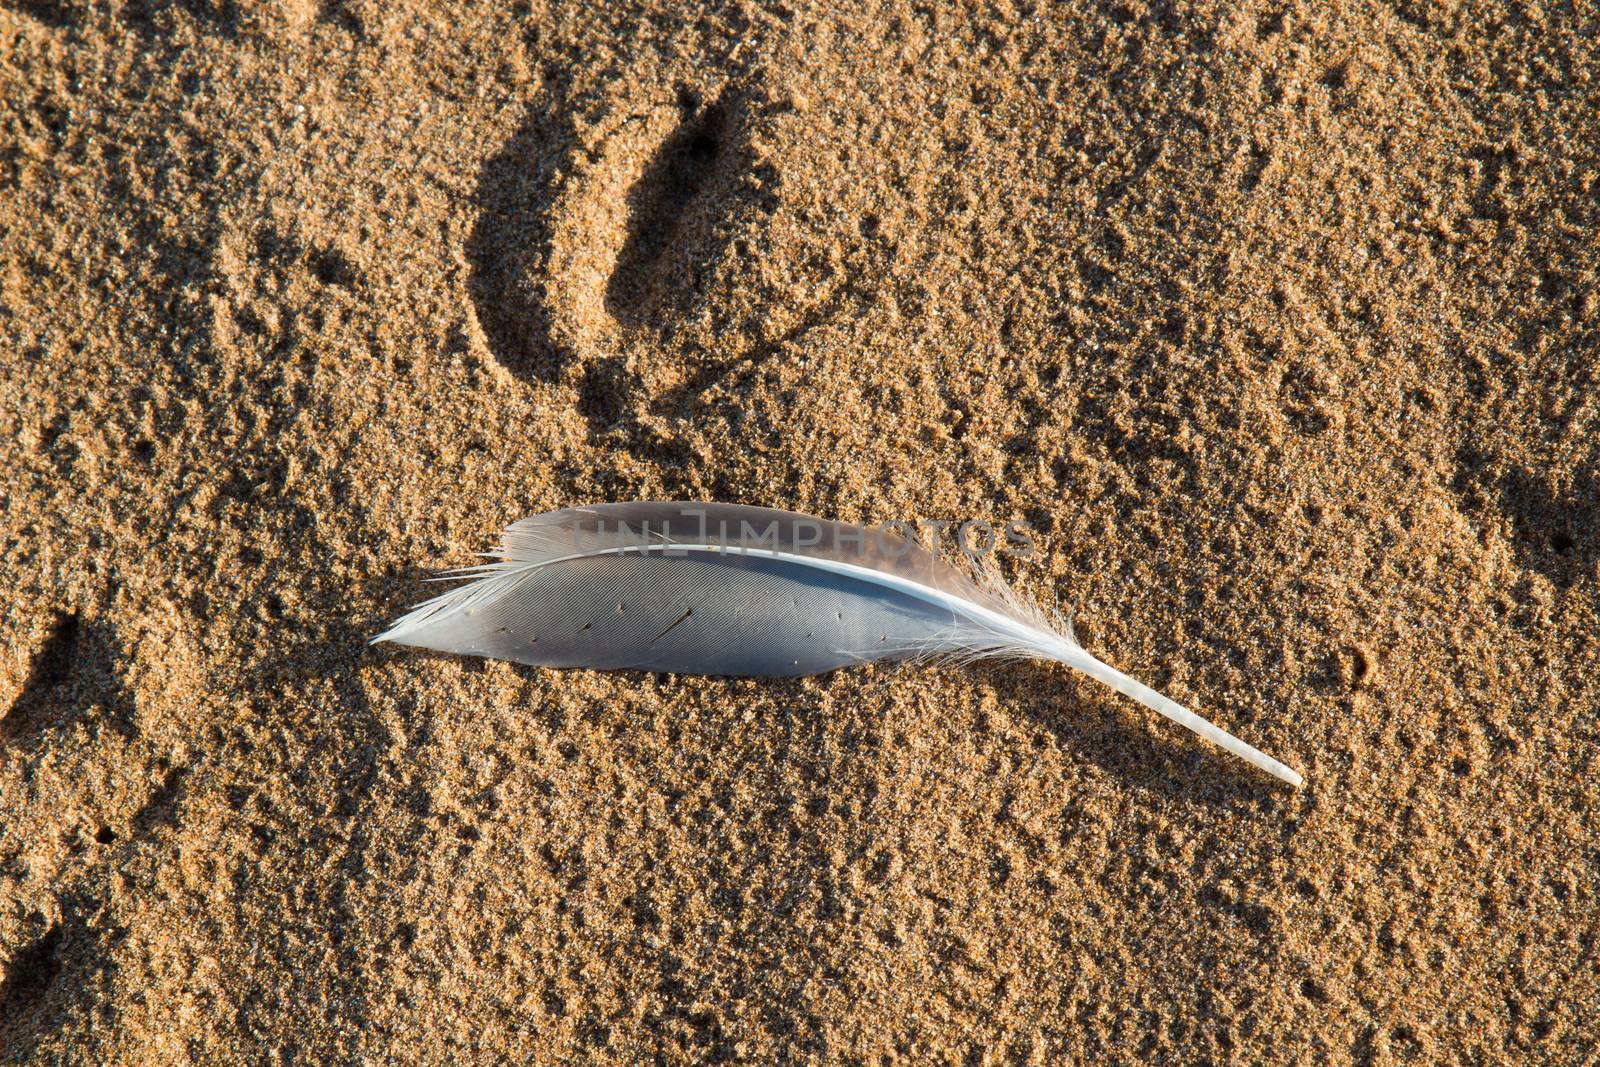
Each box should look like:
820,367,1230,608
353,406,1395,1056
373,502,1302,786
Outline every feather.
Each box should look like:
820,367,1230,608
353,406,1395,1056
373,502,1302,786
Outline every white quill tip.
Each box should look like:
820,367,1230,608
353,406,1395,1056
1058,645,1303,787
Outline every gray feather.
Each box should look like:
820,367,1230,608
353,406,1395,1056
373,502,1302,786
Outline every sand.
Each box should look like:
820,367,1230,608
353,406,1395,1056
1,0,1596,1062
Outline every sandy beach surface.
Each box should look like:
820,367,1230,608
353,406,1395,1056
2,1,1596,1062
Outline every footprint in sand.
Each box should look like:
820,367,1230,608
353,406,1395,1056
466,78,782,435
0,606,197,1052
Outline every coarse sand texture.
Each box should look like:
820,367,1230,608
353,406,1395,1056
1,1,1596,1063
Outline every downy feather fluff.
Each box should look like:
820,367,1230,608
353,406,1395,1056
373,502,1302,786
